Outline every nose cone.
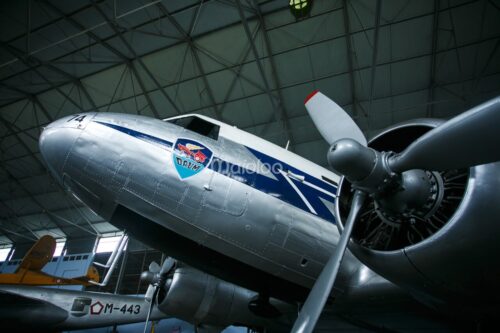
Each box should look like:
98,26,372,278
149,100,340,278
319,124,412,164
39,114,94,181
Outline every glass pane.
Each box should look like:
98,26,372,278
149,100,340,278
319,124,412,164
53,241,66,257
0,247,12,261
95,235,126,253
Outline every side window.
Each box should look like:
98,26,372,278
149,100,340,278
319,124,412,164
168,116,220,140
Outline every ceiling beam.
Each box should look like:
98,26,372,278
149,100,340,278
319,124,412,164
342,0,359,118
0,41,98,111
0,164,69,236
0,201,40,240
0,204,101,224
0,220,37,242
156,2,222,120
1,1,105,48
1,24,496,147
0,114,45,171
0,49,89,114
214,25,260,115
173,68,489,120
192,43,268,94
90,0,181,116
0,122,98,237
243,0,293,147
427,0,440,117
2,34,498,145
0,0,484,113
0,0,210,93
40,0,130,62
367,0,382,130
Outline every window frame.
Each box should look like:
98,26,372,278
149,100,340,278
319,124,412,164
166,115,220,140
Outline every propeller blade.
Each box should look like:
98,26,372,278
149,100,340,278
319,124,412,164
389,96,500,172
143,286,159,333
291,191,366,333
159,258,175,276
144,284,156,302
149,261,161,274
304,90,366,146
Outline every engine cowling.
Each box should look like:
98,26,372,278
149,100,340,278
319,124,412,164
156,265,294,330
335,119,500,316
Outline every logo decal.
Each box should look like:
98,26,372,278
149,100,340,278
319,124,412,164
90,301,104,315
172,138,213,179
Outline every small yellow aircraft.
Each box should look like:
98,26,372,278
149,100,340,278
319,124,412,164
0,235,99,286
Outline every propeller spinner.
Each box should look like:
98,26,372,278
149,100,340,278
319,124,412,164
292,92,500,333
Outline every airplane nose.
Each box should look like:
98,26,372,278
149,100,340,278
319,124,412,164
39,114,94,180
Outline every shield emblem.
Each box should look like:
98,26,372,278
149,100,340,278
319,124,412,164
172,138,213,179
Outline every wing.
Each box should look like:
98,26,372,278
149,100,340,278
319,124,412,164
15,235,56,273
0,289,68,331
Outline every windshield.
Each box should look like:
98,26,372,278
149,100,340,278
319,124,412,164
166,116,220,140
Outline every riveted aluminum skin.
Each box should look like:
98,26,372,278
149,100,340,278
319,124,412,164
39,112,408,304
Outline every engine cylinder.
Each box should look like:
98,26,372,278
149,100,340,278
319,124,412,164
336,119,500,316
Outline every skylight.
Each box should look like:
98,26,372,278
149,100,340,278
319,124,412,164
53,239,66,257
95,234,127,253
0,245,13,262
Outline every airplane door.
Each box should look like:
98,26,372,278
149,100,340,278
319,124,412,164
203,171,248,216
203,137,252,216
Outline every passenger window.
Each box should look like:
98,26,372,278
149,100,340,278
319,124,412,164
167,116,220,140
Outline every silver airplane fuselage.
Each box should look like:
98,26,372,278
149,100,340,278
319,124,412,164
39,112,384,302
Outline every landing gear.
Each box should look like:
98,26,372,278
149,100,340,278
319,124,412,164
248,293,282,318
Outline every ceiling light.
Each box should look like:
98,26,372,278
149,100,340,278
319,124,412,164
289,0,312,19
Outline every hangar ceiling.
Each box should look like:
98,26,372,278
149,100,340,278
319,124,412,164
0,0,499,245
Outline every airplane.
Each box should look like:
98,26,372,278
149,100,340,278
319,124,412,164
0,259,294,333
0,283,168,332
38,91,500,332
0,234,99,286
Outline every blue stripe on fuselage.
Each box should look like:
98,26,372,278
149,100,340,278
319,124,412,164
246,147,338,195
245,147,337,222
292,178,337,221
94,121,337,222
209,157,311,215
95,121,173,149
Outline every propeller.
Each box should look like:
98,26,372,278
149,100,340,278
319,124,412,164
141,258,175,333
293,92,500,332
327,98,500,192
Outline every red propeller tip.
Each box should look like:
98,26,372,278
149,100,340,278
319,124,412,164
304,90,319,104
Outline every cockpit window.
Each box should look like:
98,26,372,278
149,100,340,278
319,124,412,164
167,116,220,140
